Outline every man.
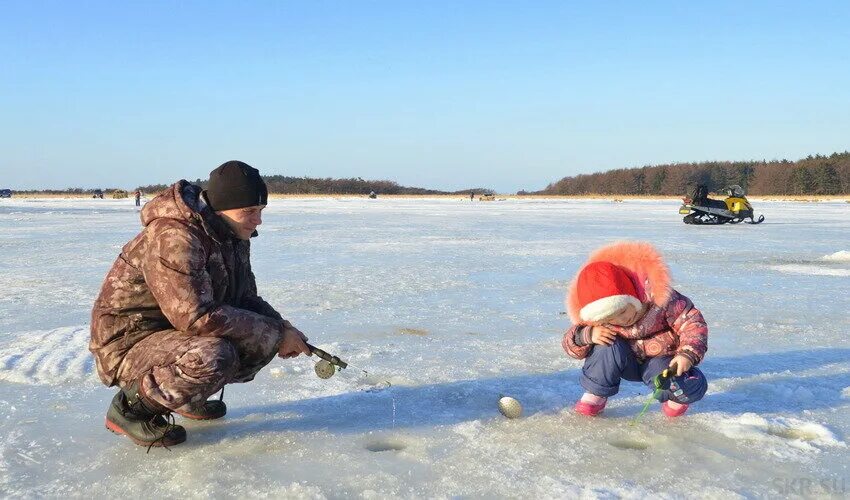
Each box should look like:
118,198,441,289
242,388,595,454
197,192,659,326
90,160,311,448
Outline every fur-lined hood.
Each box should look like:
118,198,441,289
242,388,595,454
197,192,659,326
566,241,672,324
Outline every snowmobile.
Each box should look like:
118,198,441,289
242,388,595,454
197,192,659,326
679,184,764,225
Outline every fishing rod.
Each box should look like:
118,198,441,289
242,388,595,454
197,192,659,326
306,343,391,390
631,363,678,426
307,343,347,372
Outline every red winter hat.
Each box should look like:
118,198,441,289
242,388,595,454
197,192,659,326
576,261,642,322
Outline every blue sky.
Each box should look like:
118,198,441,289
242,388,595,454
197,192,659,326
1,1,848,193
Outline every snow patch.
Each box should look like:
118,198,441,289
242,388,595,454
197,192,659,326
821,250,850,262
767,264,850,277
452,420,485,440
0,326,95,384
766,250,850,276
278,482,327,499
712,413,845,452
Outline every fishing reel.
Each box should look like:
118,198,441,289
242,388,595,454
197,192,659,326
655,363,688,402
307,343,348,379
304,343,390,392
653,364,678,391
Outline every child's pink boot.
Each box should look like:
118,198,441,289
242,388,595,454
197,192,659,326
574,393,607,416
661,400,689,417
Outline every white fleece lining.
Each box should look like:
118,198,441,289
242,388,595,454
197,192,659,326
579,295,643,322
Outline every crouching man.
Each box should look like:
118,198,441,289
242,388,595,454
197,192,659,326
90,160,310,448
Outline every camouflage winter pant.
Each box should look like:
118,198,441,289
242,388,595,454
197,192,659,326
116,329,280,412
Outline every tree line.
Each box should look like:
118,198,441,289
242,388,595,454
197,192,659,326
538,152,850,196
12,152,849,196
137,176,493,196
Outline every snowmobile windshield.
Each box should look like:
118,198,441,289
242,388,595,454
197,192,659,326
727,185,745,197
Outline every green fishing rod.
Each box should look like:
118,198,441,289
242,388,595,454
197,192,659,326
631,363,678,425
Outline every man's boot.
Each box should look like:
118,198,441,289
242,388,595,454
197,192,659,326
175,398,227,420
105,382,187,448
174,386,227,420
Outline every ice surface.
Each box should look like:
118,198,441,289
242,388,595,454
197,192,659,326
1,196,848,498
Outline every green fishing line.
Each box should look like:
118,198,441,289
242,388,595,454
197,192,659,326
630,367,674,426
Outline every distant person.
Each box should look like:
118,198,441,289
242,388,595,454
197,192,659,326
470,191,474,201
562,241,708,417
90,160,311,448
134,190,141,207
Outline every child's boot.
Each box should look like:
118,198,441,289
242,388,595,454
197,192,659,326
574,392,607,416
661,400,689,417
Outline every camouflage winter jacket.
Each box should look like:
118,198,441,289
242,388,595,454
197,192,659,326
90,180,284,386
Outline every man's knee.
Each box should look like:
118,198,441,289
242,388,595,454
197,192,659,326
180,337,239,381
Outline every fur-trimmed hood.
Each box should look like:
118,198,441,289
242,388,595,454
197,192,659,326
566,241,672,324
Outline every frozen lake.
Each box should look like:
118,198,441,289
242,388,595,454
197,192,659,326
1,195,849,498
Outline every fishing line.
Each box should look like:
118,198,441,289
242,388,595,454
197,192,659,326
307,343,392,391
630,364,677,426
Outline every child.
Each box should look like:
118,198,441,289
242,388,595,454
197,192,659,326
563,241,708,417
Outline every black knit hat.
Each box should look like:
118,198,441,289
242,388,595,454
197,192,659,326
205,160,268,211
